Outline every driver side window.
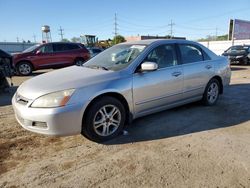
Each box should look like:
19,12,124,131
144,44,178,69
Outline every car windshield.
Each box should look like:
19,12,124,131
23,44,40,53
226,46,249,53
83,44,146,71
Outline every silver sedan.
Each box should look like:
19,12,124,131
12,39,231,142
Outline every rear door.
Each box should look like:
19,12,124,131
178,44,214,99
132,44,184,116
52,43,76,67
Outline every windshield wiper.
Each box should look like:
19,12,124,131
86,65,109,71
98,66,109,70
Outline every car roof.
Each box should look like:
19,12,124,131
231,45,250,47
44,42,81,45
122,39,190,46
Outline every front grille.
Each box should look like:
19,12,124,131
15,93,29,105
32,121,47,129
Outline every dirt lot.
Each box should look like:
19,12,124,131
1,66,250,188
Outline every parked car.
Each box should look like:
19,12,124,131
222,45,250,65
12,39,231,142
87,47,103,58
0,49,13,90
13,42,90,76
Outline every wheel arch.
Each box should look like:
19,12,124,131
82,92,132,129
210,75,223,94
16,60,34,70
74,57,86,62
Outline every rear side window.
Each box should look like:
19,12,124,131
53,43,79,52
179,44,203,64
53,43,69,52
67,44,80,50
202,50,211,61
92,49,102,53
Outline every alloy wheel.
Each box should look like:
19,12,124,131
19,64,31,75
93,105,121,137
207,82,219,104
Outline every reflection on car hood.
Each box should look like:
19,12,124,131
17,66,120,99
227,51,247,56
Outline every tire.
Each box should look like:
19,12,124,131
82,96,126,142
242,58,248,65
16,61,32,76
74,58,85,66
202,78,220,106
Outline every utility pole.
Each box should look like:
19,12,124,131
16,37,19,43
168,20,175,38
32,34,36,43
58,26,64,40
215,27,218,41
114,13,118,44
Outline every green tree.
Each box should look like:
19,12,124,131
71,37,81,43
216,34,228,41
61,38,70,42
112,35,126,45
198,34,228,41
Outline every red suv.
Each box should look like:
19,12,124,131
13,42,90,76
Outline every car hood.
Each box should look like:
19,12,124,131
226,51,246,56
12,52,28,59
17,66,121,99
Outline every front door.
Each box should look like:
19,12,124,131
33,43,55,68
132,44,183,116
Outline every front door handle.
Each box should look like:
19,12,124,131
205,65,212,69
172,72,182,77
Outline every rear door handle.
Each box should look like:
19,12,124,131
172,72,182,77
205,65,212,69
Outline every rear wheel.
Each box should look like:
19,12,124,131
247,57,250,65
16,61,32,76
202,78,220,106
82,96,126,142
74,58,85,66
242,58,248,65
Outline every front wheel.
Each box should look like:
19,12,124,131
16,62,33,76
74,58,85,66
82,96,126,142
202,79,220,106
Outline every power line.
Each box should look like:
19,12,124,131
175,24,215,31
58,26,64,40
183,7,250,24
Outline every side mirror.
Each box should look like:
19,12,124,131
36,50,41,55
222,52,227,56
141,62,158,72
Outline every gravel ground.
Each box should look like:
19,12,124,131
1,66,250,188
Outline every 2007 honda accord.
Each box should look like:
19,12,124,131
12,39,231,142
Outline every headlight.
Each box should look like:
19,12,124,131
31,89,75,108
236,55,244,59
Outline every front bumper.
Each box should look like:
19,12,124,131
12,95,84,136
229,56,247,64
